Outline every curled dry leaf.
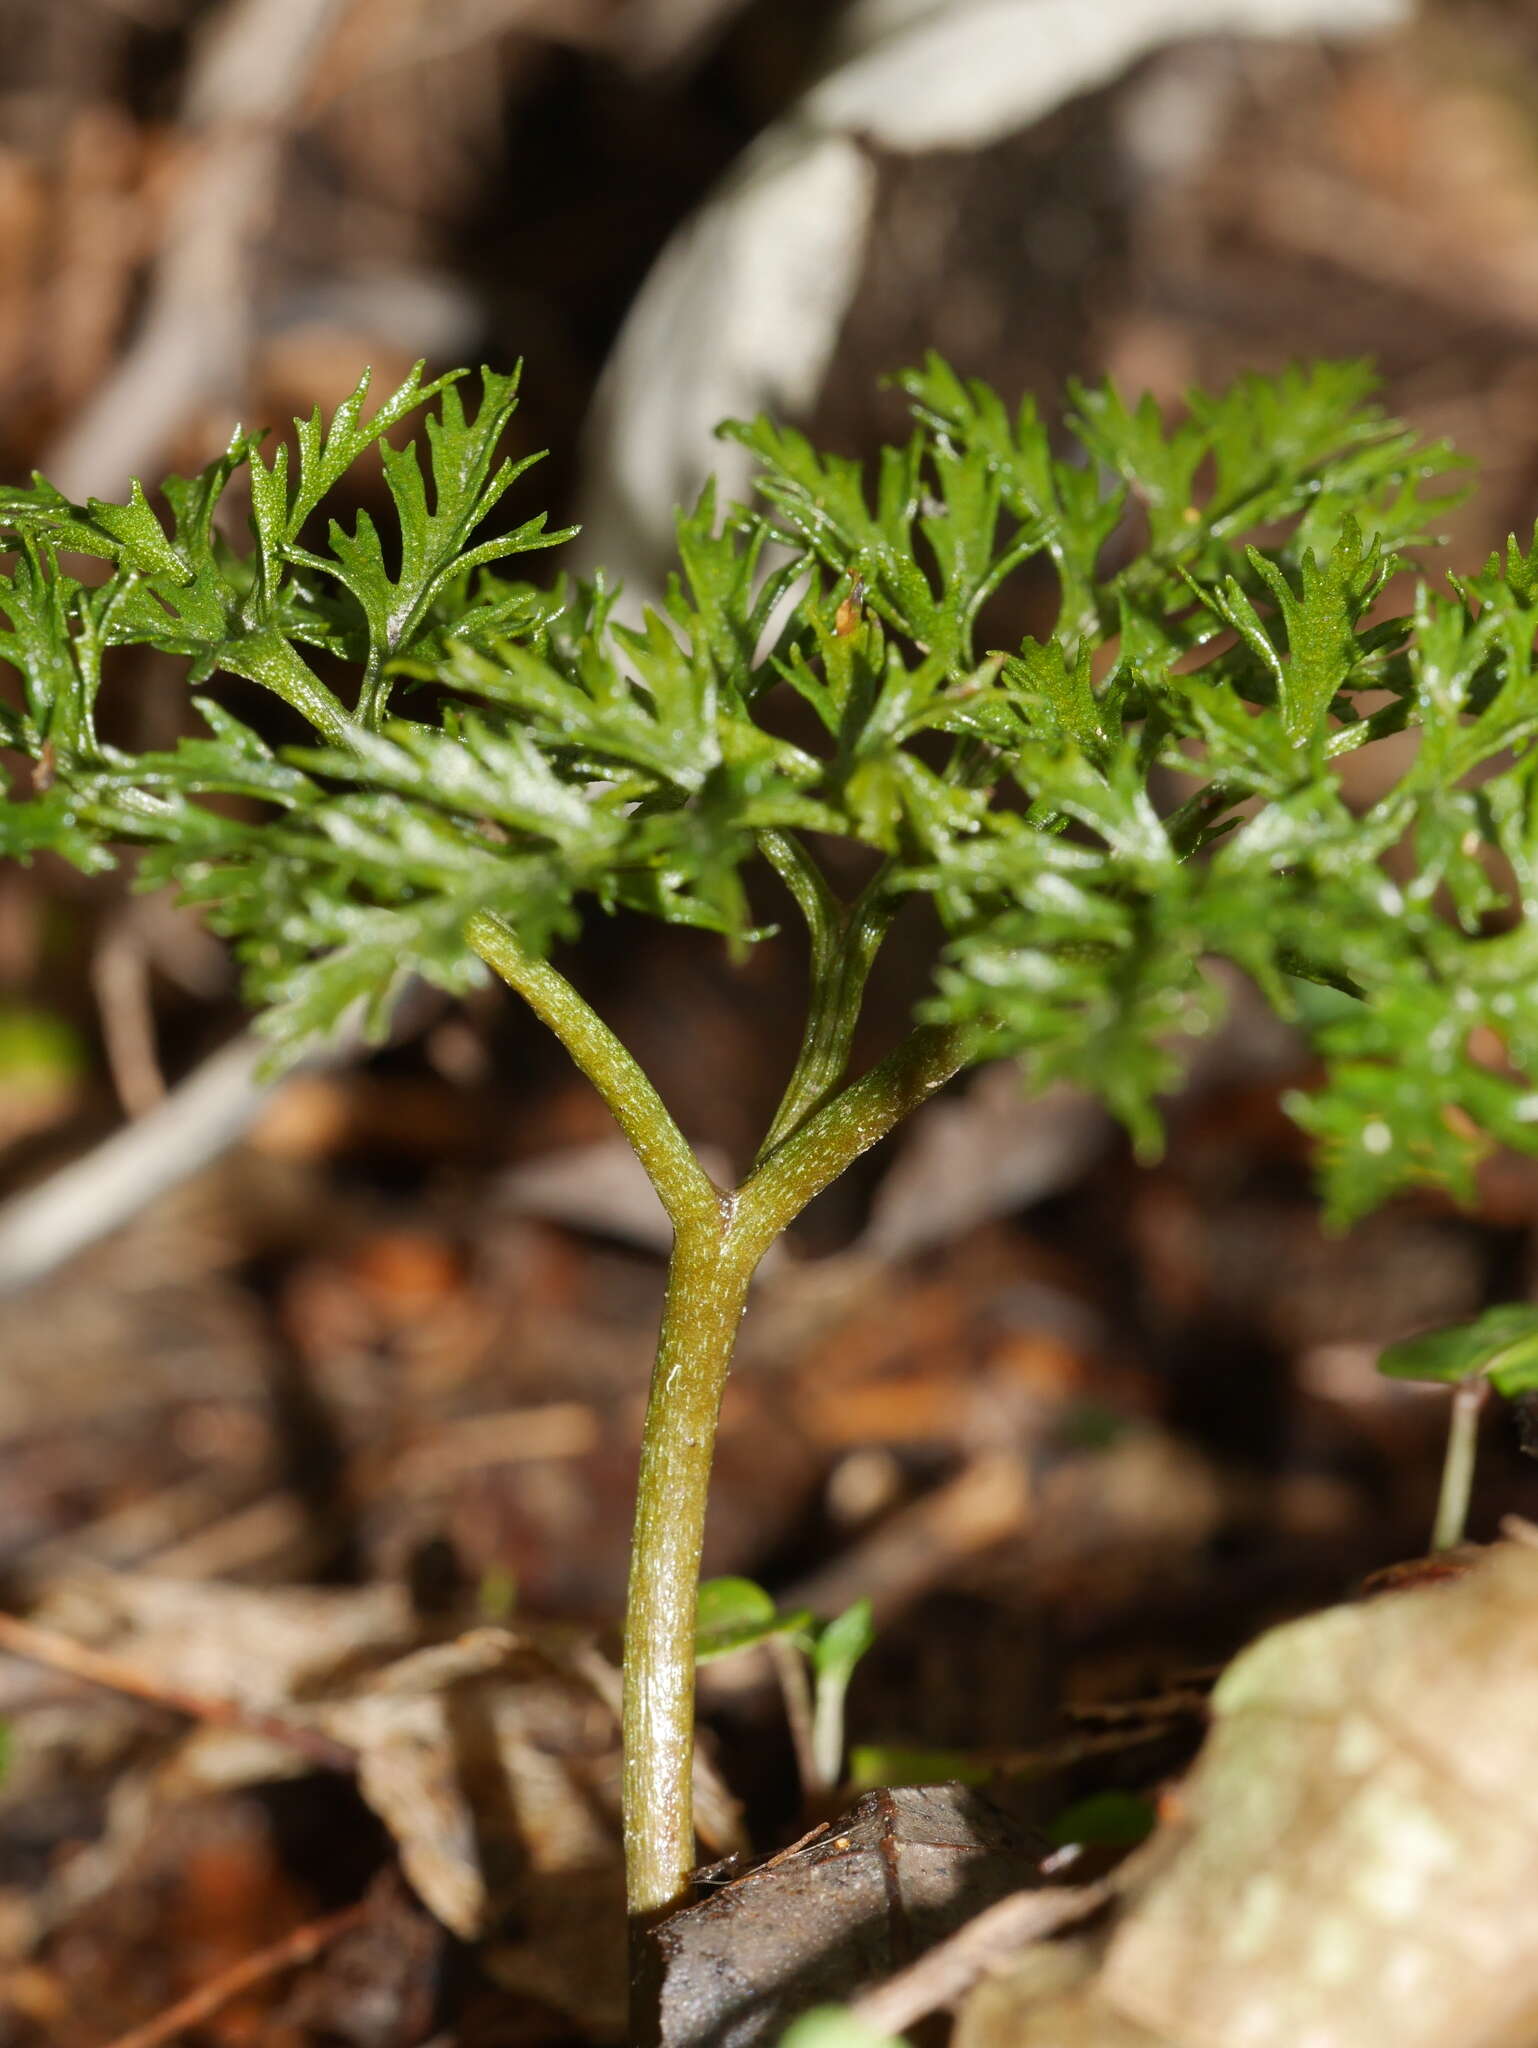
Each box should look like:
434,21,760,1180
333,1630,623,1937
959,1540,1538,2048
0,1579,637,2034
27,1571,414,1708
579,0,1411,595
332,1630,629,2035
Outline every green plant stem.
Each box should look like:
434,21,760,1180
623,1219,752,1922
468,907,976,2012
223,628,355,746
757,832,897,1158
740,1020,974,1257
1431,1376,1488,1553
465,912,719,1236
622,1019,974,1916
623,1018,974,1934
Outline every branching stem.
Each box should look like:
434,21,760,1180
757,830,898,1158
738,1019,974,1261
471,907,977,2033
620,1014,972,1945
466,911,720,1237
223,627,354,746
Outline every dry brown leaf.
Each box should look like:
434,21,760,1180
0,1578,636,2030
32,1571,413,1706
331,1627,632,2033
856,1072,1108,1266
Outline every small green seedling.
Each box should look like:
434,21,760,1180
695,1575,816,1663
1378,1304,1538,1551
9,354,1538,2035
697,1576,874,1797
807,1598,876,1795
777,2008,907,2048
1045,1789,1158,1851
849,1745,992,1791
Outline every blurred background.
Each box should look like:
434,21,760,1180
4,2,1538,2042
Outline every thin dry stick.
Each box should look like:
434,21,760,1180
766,1633,820,1800
97,1897,369,2048
849,1878,1114,2036
0,1031,275,1294
783,1451,1032,1628
978,1710,1207,1784
43,0,347,498
0,1609,356,1774
0,979,446,1296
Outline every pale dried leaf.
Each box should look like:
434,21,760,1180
4,1582,632,2028
498,1136,734,1254
580,0,1410,593
32,1571,412,1707
858,1073,1108,1265
960,1542,1538,2048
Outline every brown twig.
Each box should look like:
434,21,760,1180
96,1897,369,2048
42,0,348,498
0,976,446,1297
848,1878,1114,2036
0,1609,356,1774
766,1633,820,1802
973,1705,1207,1783
783,1451,1031,1628
0,1031,275,1295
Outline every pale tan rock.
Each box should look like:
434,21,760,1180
958,1542,1538,2048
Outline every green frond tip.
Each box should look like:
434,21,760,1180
1379,1305,1538,1395
5,349,1538,1223
0,471,191,581
282,358,468,541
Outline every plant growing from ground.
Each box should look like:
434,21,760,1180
696,1575,875,1799
5,354,1538,2021
1378,1304,1538,1550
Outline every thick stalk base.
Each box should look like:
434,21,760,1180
622,1222,754,1930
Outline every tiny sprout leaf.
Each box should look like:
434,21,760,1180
848,1745,990,1791
695,1576,813,1663
810,1598,876,1790
810,1597,876,1690
1046,1789,1157,1849
1379,1304,1538,1396
777,2009,908,2048
695,1575,772,1652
